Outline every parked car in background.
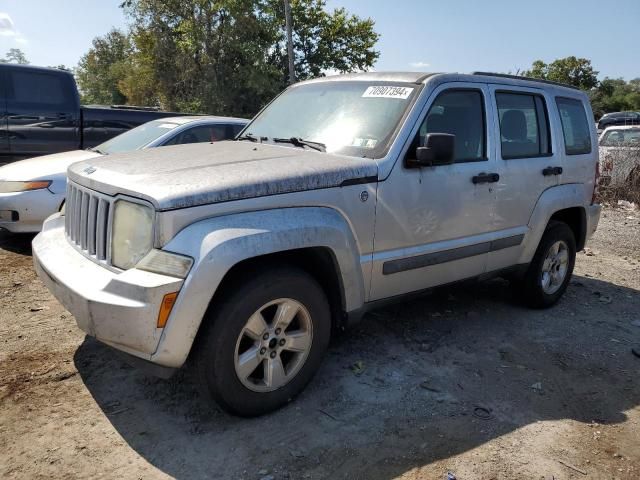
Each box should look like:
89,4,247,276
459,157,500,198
0,64,195,164
0,116,247,232
597,111,640,133
33,72,601,416
598,125,640,187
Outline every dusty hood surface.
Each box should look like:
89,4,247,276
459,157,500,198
67,141,378,210
0,150,102,181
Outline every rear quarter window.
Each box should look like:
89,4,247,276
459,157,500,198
556,97,592,155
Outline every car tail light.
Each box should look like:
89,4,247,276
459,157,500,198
592,161,600,204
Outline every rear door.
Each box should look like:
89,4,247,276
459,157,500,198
487,84,560,271
6,67,80,157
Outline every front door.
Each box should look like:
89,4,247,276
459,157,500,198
370,83,498,300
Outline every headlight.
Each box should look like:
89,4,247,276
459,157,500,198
111,200,154,270
0,180,52,193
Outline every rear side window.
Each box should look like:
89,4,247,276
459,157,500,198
9,70,72,106
165,124,231,145
496,92,550,159
556,97,591,155
415,89,486,163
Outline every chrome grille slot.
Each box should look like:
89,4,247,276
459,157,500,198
64,181,113,264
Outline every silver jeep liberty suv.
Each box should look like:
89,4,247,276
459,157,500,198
33,72,601,416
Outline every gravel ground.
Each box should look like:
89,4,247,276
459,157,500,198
1,206,639,480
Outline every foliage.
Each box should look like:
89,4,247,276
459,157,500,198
76,29,133,105
589,78,640,118
76,0,379,115
0,48,29,64
265,0,379,82
523,56,599,90
523,56,639,119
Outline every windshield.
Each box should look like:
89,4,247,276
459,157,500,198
600,129,640,147
243,81,419,158
94,119,182,154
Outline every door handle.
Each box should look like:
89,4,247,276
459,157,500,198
472,172,500,184
542,166,563,176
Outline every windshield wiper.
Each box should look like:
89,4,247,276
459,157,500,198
273,137,326,152
90,147,107,155
237,133,267,143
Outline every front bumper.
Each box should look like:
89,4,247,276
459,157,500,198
0,189,62,233
33,214,184,362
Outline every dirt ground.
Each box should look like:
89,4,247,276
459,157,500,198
1,206,639,480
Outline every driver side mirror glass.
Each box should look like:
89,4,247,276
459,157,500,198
407,133,455,168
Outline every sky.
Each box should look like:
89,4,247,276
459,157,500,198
1,0,639,80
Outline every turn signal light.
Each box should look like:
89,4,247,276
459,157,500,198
157,292,178,328
0,180,52,193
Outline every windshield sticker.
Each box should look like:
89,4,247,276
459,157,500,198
352,138,378,148
362,86,414,99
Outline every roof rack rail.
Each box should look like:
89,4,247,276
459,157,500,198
109,104,161,111
472,72,581,91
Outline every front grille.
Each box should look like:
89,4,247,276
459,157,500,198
65,182,113,262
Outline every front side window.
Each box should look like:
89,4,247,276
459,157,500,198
556,97,592,155
496,92,550,159
411,89,486,163
243,81,420,158
600,128,640,147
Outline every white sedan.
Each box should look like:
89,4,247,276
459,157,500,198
0,115,247,233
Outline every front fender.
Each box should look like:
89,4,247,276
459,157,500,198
151,207,364,367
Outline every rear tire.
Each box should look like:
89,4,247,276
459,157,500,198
519,221,576,308
194,265,331,417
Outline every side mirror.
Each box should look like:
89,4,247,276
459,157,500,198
407,133,455,167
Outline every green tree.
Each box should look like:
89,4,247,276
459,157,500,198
264,0,379,82
590,77,640,118
523,56,599,90
1,48,29,64
76,29,134,105
113,0,379,115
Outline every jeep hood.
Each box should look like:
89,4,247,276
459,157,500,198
67,141,378,210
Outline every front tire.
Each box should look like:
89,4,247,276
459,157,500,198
519,221,576,308
194,266,331,417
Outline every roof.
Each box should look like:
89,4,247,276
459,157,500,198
297,71,584,95
0,63,74,76
299,71,437,85
151,115,249,125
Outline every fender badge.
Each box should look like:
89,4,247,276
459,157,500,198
83,166,96,175
359,190,369,202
